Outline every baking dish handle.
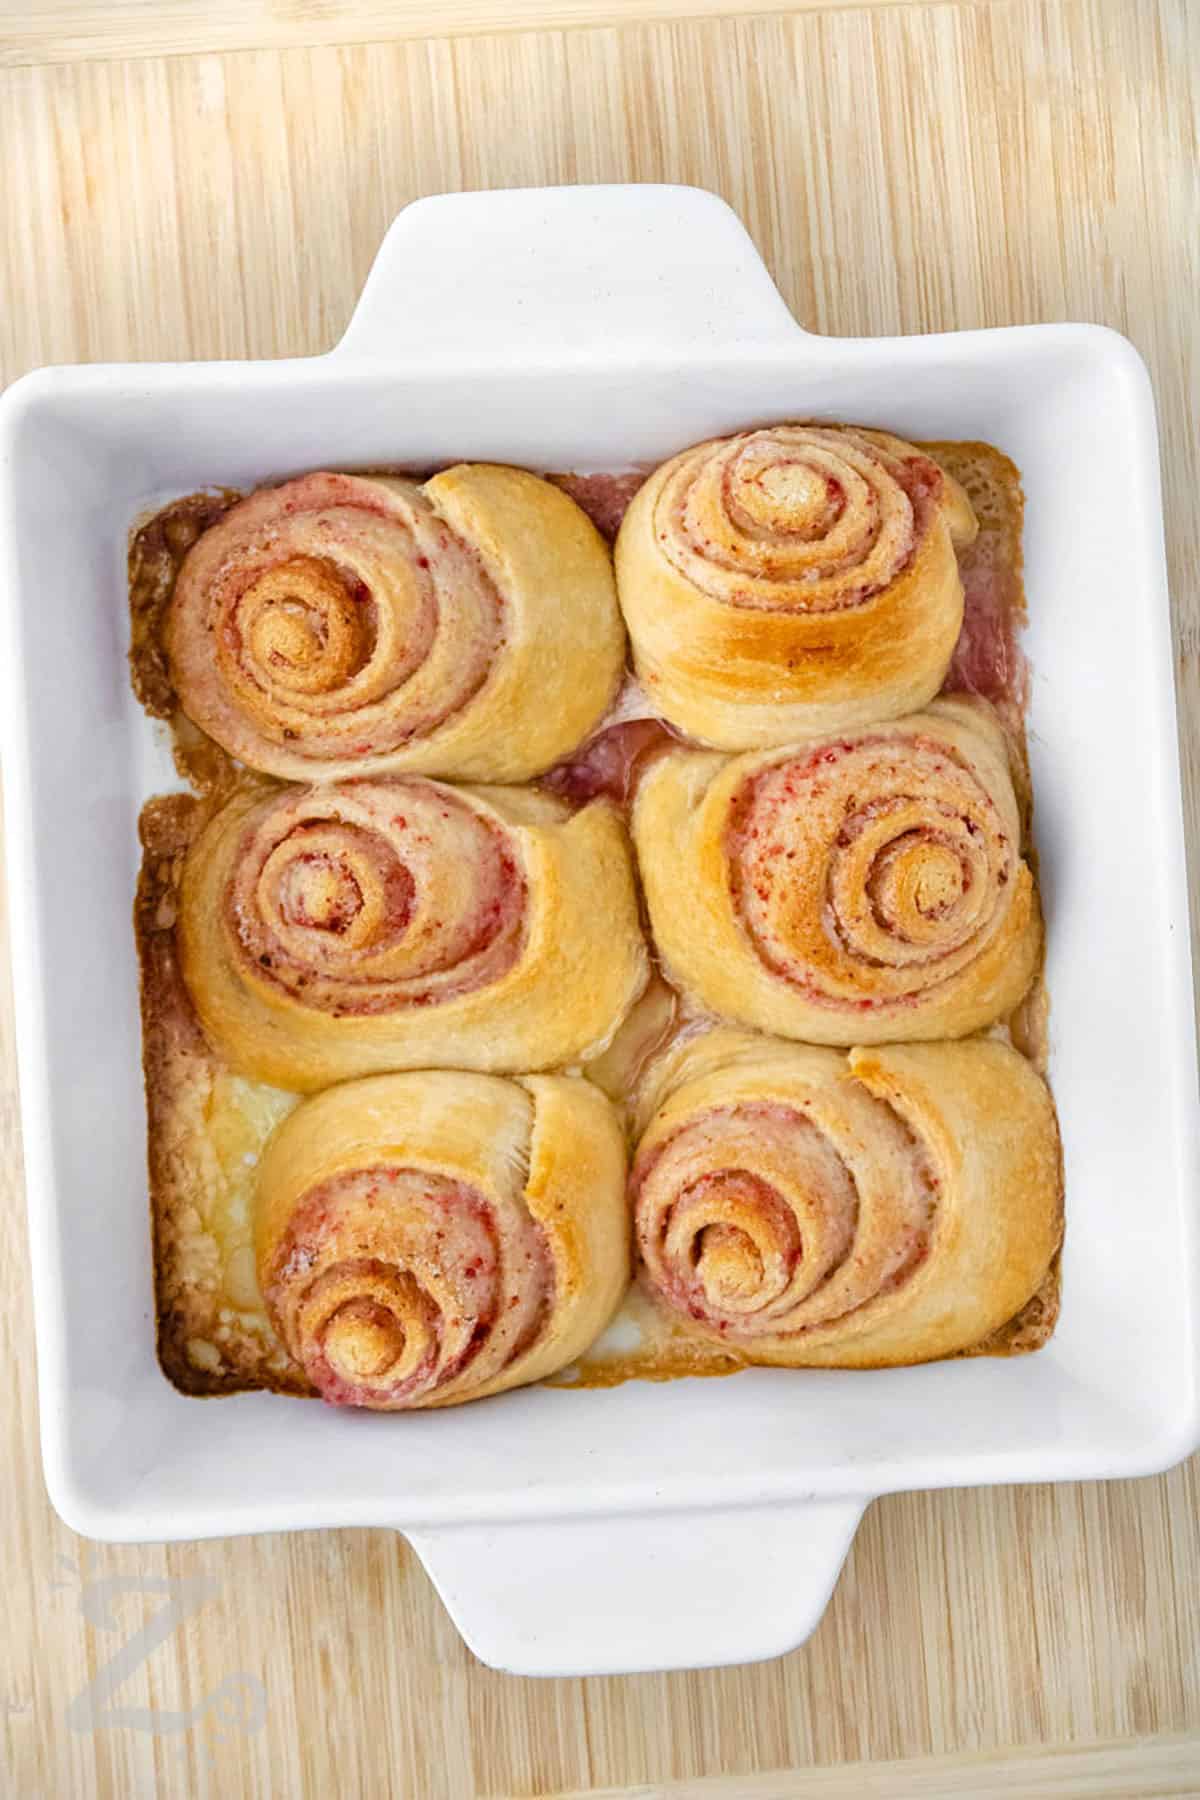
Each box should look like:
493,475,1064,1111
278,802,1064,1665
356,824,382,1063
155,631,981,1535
405,1496,865,1676
335,184,803,362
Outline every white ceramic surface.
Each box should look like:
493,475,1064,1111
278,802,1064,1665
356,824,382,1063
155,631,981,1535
1,185,1197,1678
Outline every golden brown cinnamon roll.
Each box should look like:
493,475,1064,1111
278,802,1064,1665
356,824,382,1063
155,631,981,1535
165,465,624,781
257,1071,629,1408
178,776,648,1090
615,425,976,746
632,1028,1062,1366
633,697,1039,1044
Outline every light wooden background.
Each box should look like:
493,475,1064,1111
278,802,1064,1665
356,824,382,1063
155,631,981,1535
2,0,1199,1795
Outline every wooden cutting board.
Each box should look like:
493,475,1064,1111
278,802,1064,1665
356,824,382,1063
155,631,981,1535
1,0,1198,1795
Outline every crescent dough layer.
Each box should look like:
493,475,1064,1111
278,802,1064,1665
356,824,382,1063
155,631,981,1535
633,1027,1062,1367
179,776,648,1090
256,1070,629,1408
615,425,976,746
166,464,625,782
633,696,1040,1044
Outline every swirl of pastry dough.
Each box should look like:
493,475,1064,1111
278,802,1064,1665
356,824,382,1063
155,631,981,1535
179,775,648,1089
615,425,977,745
166,465,624,781
632,1028,1061,1366
633,697,1040,1044
257,1071,629,1408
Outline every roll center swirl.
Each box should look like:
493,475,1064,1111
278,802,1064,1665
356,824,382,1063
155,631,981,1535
725,732,1014,997
735,455,846,537
654,426,935,613
262,1158,560,1410
323,1299,407,1381
222,777,529,1023
634,1093,939,1346
278,854,366,935
240,556,375,697
695,1223,766,1304
868,837,967,931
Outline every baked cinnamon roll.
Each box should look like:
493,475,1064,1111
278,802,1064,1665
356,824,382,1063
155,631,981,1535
257,1071,629,1408
178,776,648,1089
632,1027,1062,1366
166,465,624,781
633,697,1039,1043
615,425,976,745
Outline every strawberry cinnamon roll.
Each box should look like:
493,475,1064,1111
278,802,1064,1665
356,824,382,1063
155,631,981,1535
178,776,647,1090
257,1071,629,1409
632,1028,1062,1367
634,696,1039,1044
615,425,977,746
166,465,624,781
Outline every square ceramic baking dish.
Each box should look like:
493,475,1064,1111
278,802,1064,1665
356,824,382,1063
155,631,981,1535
2,185,1197,1677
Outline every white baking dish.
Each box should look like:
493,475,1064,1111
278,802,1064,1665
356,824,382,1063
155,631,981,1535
2,185,1197,1678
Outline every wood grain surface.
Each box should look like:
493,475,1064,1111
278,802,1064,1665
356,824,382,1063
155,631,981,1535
0,0,1007,67
1,0,1198,1795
